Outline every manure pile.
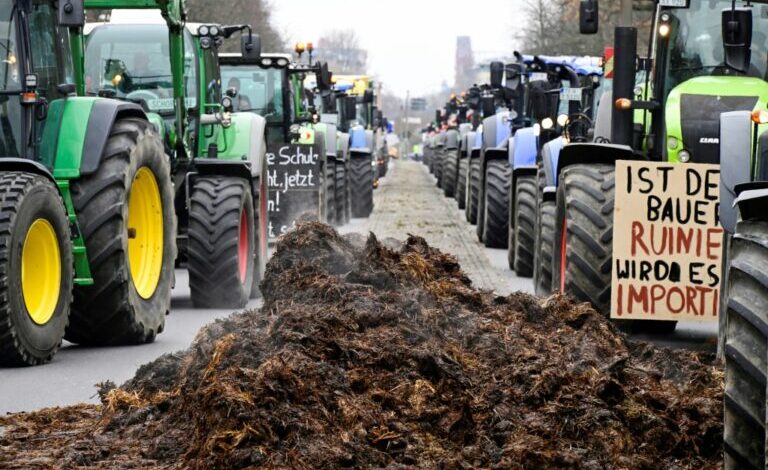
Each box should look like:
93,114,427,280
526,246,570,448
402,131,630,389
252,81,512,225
0,223,723,469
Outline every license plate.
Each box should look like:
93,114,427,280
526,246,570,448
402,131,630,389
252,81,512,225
659,0,687,7
560,88,583,102
529,72,548,82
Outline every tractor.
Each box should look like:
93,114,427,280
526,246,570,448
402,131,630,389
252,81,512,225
0,0,175,366
81,2,269,309
439,94,470,200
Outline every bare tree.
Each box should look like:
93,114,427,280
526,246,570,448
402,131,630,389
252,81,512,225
317,29,368,75
185,0,286,52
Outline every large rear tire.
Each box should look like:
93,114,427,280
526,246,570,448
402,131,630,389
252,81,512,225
481,160,510,249
442,150,458,198
0,173,73,366
335,163,346,225
350,154,374,218
434,149,443,188
553,164,614,315
188,176,254,309
456,157,468,210
466,158,481,224
67,118,175,346
324,159,336,225
724,219,768,470
511,174,536,277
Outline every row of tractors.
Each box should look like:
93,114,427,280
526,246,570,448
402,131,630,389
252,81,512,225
425,1,768,467
0,0,388,368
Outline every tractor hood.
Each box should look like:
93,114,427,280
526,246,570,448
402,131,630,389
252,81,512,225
665,76,768,164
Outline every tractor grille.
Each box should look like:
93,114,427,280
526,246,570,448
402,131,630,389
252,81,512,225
680,94,758,164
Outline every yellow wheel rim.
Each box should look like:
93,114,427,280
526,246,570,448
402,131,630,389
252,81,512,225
22,219,61,325
128,167,164,299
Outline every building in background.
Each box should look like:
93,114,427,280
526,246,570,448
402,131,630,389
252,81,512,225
454,36,475,91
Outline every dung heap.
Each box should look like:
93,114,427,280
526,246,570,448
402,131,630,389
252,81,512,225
0,222,723,469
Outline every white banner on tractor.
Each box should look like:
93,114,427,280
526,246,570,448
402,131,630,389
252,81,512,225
611,161,722,322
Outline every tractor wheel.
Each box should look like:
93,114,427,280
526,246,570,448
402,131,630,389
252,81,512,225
324,159,336,224
724,219,768,470
251,172,268,299
456,158,468,210
553,164,614,316
511,174,536,277
533,200,556,295
466,159,481,224
335,163,347,225
188,176,254,309
481,160,510,249
67,118,176,345
442,150,458,198
0,173,73,366
434,151,443,188
350,154,374,218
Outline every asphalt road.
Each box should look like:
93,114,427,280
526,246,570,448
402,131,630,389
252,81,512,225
0,158,718,415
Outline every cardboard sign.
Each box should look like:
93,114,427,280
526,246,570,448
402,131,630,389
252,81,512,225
611,161,722,322
266,143,321,240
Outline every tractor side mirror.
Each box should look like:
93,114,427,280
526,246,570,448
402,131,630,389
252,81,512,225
435,109,442,124
58,0,85,28
317,62,332,91
363,89,375,104
723,8,753,73
580,0,599,35
241,33,261,60
490,61,504,88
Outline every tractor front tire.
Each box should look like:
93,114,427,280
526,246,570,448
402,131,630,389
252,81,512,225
511,174,536,277
533,200,556,296
350,154,374,218
442,150,458,198
467,159,481,224
68,117,176,345
324,160,336,224
0,173,73,366
251,172,269,299
457,157,468,210
335,162,347,225
188,176,255,309
481,160,510,249
553,164,614,316
724,219,768,470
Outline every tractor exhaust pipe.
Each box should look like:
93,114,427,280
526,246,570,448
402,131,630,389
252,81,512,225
611,26,637,147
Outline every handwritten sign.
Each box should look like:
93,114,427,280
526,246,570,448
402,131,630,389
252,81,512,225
611,161,722,322
266,143,321,240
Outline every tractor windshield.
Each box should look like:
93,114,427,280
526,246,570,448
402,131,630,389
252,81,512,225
221,65,285,124
0,0,22,158
85,24,198,114
663,1,768,92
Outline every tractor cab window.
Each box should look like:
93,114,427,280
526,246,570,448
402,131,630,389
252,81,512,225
220,65,285,124
85,25,198,114
663,1,768,93
0,0,21,158
29,1,73,100
200,47,220,114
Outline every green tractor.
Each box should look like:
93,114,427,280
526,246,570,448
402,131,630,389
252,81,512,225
0,0,176,366
219,44,338,237
81,2,269,309
554,0,768,328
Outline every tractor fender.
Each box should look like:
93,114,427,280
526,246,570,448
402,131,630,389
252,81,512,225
734,183,768,222
0,158,57,184
350,126,373,153
483,111,512,150
510,127,537,170
325,124,338,159
719,111,753,234
216,112,268,179
80,100,147,176
444,129,460,151
337,132,350,162
461,131,475,158
542,137,565,187
556,142,637,181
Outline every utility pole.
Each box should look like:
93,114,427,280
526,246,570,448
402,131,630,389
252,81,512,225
620,0,633,25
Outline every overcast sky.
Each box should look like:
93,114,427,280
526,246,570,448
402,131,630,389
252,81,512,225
272,0,525,98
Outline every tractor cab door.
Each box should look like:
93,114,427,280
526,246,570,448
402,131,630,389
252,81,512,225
25,0,76,168
0,0,23,159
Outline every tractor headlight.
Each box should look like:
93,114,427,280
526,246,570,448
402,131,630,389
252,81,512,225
261,58,274,67
678,149,691,163
209,25,220,37
541,118,554,130
221,96,234,111
667,136,679,150
198,25,209,36
200,37,212,49
276,58,289,67
557,114,569,127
